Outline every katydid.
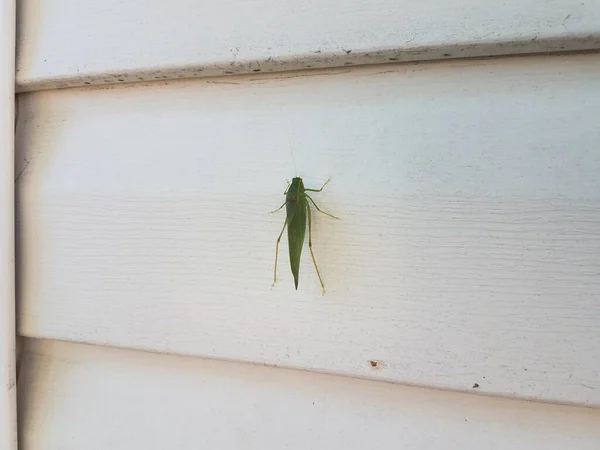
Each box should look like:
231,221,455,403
270,177,339,294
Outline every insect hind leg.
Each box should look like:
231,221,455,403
272,219,288,288
305,201,326,295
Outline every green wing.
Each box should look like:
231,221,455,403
286,196,307,290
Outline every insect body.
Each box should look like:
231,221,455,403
271,177,338,294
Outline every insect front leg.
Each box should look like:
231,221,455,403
272,218,288,288
304,177,332,192
269,201,286,214
305,202,326,295
305,194,339,219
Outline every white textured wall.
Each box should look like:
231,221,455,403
16,0,600,91
16,53,600,410
1,0,17,449
17,338,600,450
15,1,600,447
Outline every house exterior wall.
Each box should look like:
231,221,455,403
15,1,600,448
0,1,16,449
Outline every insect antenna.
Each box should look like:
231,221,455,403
288,133,298,177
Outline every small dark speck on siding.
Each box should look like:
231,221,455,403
369,360,383,369
472,383,480,388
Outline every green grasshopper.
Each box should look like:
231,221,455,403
271,177,339,294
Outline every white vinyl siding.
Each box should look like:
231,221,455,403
15,1,600,448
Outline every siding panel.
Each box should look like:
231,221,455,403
16,0,600,91
18,338,600,450
16,54,600,406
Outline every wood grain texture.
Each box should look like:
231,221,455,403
16,0,600,92
16,54,600,407
18,338,600,450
